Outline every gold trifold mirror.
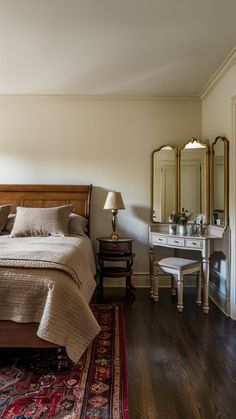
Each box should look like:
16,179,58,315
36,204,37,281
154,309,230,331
211,136,229,227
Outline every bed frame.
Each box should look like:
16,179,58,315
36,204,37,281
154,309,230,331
0,184,92,350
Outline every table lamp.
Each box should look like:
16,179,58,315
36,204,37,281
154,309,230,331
103,191,125,240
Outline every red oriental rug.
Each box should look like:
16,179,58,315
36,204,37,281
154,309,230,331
0,304,128,419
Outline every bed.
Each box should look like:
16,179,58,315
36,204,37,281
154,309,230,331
0,184,100,364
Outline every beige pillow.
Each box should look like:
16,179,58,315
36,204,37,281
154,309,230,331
0,204,11,232
68,213,88,235
10,205,71,238
5,213,16,233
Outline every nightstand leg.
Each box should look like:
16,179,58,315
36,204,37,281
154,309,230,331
97,272,104,300
126,275,135,299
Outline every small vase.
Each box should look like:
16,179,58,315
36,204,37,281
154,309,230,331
178,224,187,235
169,224,177,235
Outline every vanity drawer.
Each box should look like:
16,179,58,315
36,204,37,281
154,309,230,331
185,239,202,249
167,237,185,247
152,234,167,245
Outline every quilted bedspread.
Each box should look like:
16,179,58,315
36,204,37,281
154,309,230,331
0,235,101,362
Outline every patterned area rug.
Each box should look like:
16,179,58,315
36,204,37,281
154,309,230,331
0,304,128,418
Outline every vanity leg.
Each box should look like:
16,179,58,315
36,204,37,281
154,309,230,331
177,273,184,312
196,270,202,306
152,263,159,303
152,271,159,302
149,249,155,298
150,274,154,298
202,256,210,314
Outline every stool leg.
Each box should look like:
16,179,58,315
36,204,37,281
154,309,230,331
196,269,202,306
177,272,184,312
171,275,176,295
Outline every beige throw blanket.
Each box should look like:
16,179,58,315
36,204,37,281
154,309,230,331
0,235,101,362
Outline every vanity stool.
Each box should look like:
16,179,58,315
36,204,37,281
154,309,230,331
151,257,202,312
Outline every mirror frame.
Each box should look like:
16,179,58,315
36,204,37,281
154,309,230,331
179,137,210,224
151,145,178,223
211,136,229,228
151,137,210,224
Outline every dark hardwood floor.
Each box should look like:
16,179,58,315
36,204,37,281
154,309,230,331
97,287,236,419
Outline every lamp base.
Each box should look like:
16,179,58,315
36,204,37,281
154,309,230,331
110,232,119,240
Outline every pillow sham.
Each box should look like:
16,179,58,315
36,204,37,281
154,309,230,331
68,212,88,235
10,205,71,238
5,213,15,233
0,204,11,232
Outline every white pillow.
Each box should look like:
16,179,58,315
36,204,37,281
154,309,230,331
68,213,88,235
10,205,71,238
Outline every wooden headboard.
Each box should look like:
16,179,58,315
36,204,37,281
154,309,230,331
0,184,92,235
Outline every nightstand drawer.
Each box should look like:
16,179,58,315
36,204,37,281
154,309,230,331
100,240,132,254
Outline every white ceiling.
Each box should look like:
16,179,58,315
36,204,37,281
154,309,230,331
0,0,235,96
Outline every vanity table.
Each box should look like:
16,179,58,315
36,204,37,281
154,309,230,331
150,136,230,315
149,224,224,313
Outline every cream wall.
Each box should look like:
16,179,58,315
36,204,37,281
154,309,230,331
202,59,236,318
0,96,202,279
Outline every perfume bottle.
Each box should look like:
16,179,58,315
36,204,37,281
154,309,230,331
199,217,203,235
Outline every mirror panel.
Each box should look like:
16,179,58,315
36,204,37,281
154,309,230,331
152,146,177,222
212,136,229,227
179,138,209,223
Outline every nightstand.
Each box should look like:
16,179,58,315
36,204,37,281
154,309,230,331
96,237,135,299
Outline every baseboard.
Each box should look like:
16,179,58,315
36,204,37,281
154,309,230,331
102,273,196,288
209,282,229,316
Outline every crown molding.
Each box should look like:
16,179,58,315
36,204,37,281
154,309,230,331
1,48,235,101
200,46,236,100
